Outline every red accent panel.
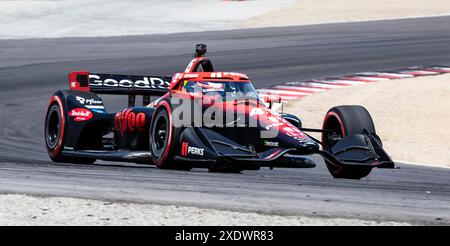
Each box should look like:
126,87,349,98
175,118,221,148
181,142,189,156
115,109,146,136
47,96,65,158
114,111,121,135
128,110,136,133
170,71,250,91
68,71,90,92
69,108,93,122
136,113,146,132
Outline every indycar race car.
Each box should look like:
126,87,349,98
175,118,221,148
45,44,394,179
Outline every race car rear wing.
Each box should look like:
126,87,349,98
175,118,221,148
69,71,171,96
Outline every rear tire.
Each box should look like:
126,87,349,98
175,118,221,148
45,96,95,164
322,105,376,179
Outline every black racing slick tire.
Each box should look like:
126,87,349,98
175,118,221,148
45,95,95,164
150,101,192,171
322,105,377,179
150,106,173,168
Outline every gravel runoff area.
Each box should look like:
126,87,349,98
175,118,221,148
0,194,411,226
243,0,450,28
284,73,450,168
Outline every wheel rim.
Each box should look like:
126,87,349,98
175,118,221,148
152,112,169,157
322,115,344,150
46,106,61,149
322,114,345,174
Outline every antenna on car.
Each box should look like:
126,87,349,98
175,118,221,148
191,44,214,72
195,44,207,57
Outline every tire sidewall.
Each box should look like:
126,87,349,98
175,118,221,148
45,95,66,160
150,101,174,167
335,105,375,136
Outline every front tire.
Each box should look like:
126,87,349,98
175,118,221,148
322,105,376,179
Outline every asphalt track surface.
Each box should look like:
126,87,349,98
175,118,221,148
1,16,450,224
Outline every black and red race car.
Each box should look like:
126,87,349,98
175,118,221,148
45,44,394,179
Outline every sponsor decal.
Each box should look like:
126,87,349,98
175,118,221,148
264,140,279,147
209,72,222,78
189,146,204,156
69,108,93,122
75,96,105,110
89,74,170,89
183,73,199,79
114,109,146,136
222,72,248,79
181,142,204,156
75,96,102,105
266,115,306,139
282,126,307,140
